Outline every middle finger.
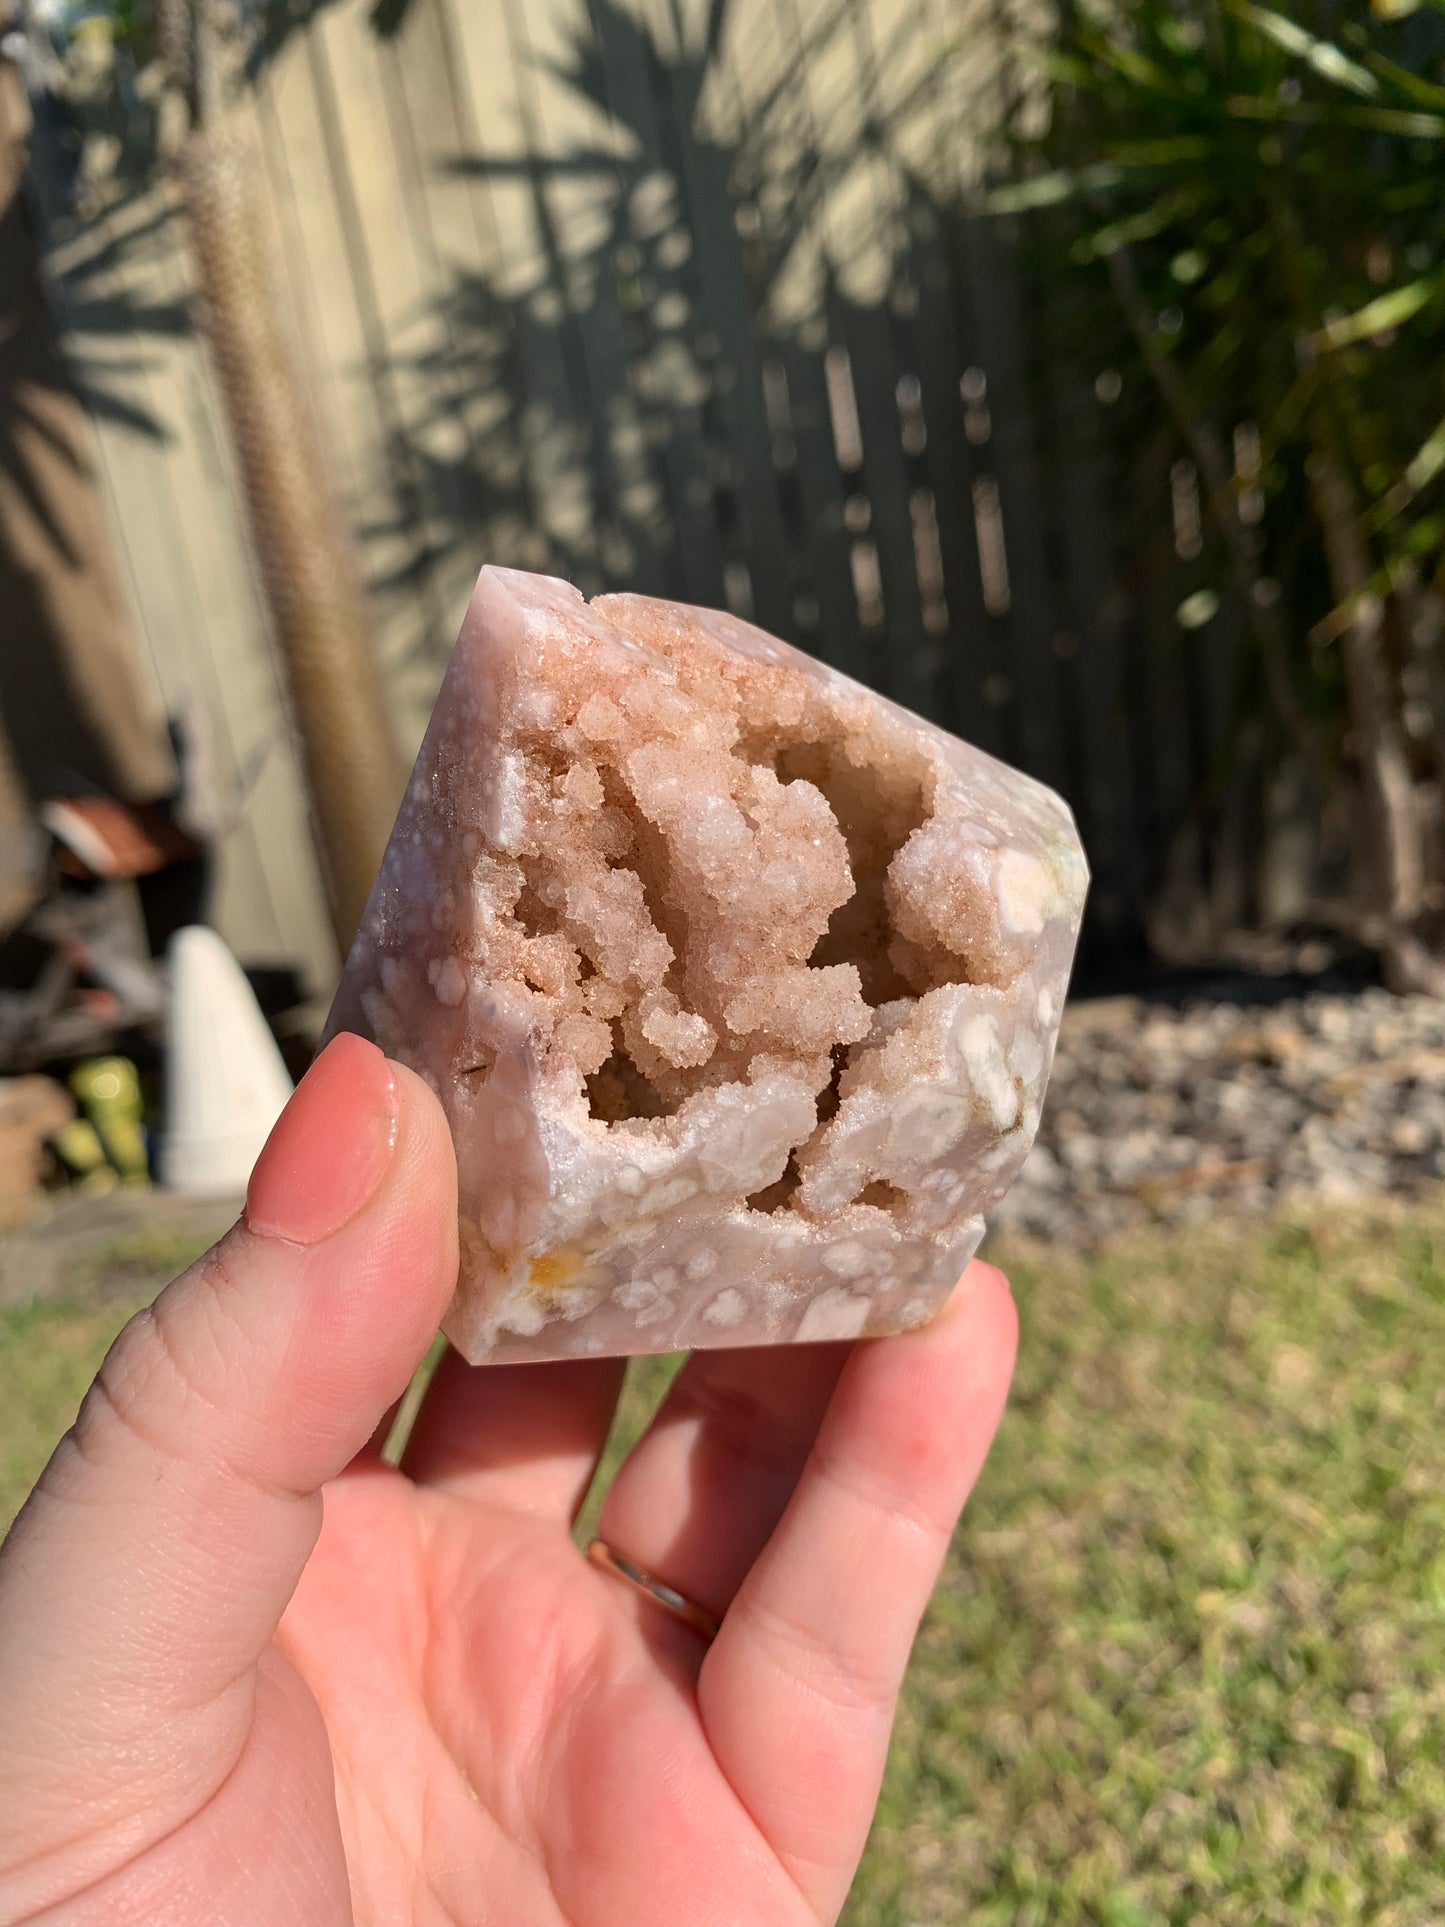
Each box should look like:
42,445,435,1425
402,1349,626,1521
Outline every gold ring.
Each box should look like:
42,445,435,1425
586,1538,721,1644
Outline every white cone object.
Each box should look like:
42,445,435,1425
160,925,294,1195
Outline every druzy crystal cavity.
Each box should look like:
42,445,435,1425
325,567,1088,1362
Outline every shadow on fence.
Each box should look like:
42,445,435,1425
0,72,179,840
359,0,1276,972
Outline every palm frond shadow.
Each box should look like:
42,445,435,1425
375,0,966,693
0,122,180,803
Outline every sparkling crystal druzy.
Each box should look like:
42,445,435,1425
325,568,1088,1362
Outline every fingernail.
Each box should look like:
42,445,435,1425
246,1033,397,1246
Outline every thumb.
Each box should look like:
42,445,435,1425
0,1033,457,1864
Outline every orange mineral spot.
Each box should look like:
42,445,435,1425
526,1248,585,1293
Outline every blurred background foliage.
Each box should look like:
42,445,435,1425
992,0,1445,987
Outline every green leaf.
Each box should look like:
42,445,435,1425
1225,95,1445,136
1372,416,1445,533
1077,27,1175,93
1225,3,1379,97
1402,507,1445,558
984,163,1124,213
1313,274,1442,348
1363,49,1445,112
1080,187,1209,259
1405,418,1445,494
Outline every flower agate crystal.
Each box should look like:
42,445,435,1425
325,567,1087,1362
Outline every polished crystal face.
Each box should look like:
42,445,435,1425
325,567,1088,1362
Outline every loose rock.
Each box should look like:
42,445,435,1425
994,988,1445,1246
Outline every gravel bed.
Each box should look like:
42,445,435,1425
994,988,1445,1246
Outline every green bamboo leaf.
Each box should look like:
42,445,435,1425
1367,417,1445,533
1225,2,1379,97
1345,106,1445,135
1363,49,1445,112
1402,507,1445,559
1310,556,1419,643
1406,418,1445,494
1080,187,1210,259
1226,95,1445,136
1313,274,1442,348
1076,26,1175,93
984,163,1124,213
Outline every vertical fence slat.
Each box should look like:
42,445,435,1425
777,336,866,678
832,294,928,708
908,240,1001,757
961,214,1069,798
304,12,456,665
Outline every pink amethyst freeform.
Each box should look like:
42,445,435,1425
324,566,1088,1363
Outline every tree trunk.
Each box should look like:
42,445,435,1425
1307,439,1422,916
1416,584,1445,862
1307,434,1444,992
171,91,401,956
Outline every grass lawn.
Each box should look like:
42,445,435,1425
2,1203,1442,1924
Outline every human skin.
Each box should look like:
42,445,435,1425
0,1033,1017,1927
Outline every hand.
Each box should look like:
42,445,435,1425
0,1035,1016,1926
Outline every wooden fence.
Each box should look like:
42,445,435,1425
24,0,1255,996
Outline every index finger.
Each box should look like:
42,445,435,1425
695,1261,1017,1922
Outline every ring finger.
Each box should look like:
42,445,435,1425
595,1339,853,1623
